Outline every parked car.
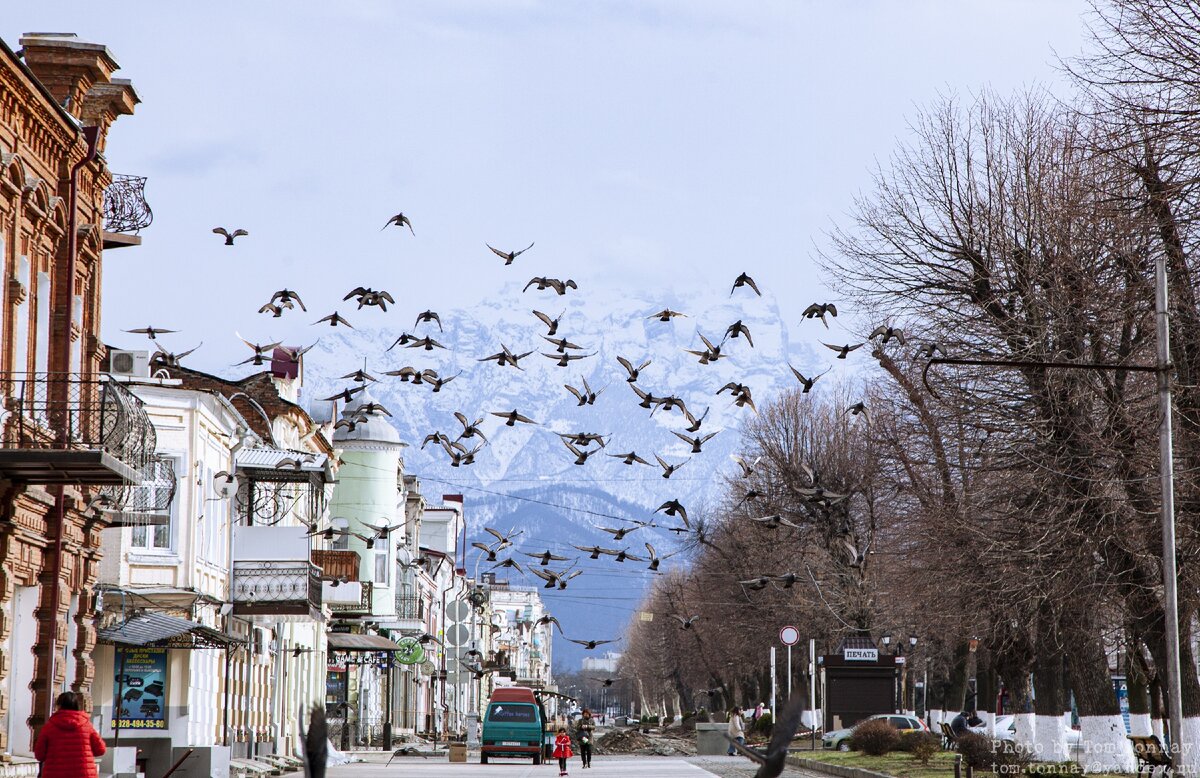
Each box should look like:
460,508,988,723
822,714,927,751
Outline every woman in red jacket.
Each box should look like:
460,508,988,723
35,691,106,778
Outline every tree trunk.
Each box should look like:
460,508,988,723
1033,648,1068,761
1066,626,1136,772
1127,641,1152,737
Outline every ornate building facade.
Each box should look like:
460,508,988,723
0,32,144,761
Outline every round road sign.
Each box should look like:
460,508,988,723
780,626,800,646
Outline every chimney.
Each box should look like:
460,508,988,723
19,33,119,115
442,494,464,505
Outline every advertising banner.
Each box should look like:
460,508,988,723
113,647,167,730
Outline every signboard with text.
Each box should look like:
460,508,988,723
113,647,167,730
843,647,879,662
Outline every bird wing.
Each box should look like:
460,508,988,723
827,303,838,316
212,227,230,238
379,290,396,304
564,384,584,401
532,309,554,328
846,342,863,352
767,693,809,760
232,229,249,238
513,412,536,424
484,527,505,543
745,276,762,295
616,355,634,374
869,325,887,339
530,568,555,582
655,454,670,470
343,287,369,301
788,363,807,383
671,431,695,446
487,244,510,260
821,342,844,353
645,542,657,559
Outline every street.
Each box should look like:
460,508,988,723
326,754,820,777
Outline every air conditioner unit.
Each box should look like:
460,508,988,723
108,350,150,378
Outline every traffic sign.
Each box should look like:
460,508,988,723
780,626,800,646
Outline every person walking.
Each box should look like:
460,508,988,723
35,691,106,778
727,706,746,756
553,726,574,776
576,708,596,769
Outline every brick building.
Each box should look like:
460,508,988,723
0,32,145,760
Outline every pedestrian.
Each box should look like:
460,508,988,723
753,702,764,723
576,708,596,769
553,726,574,776
949,710,982,738
34,691,106,778
727,706,745,756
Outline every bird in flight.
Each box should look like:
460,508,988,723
405,336,447,351
386,366,438,384
429,373,459,392
567,638,620,650
382,212,414,234
259,303,286,318
565,377,602,406
535,614,565,634
869,324,906,345
315,312,353,328
788,364,827,393
532,310,565,336
598,547,644,563
673,431,718,454
802,302,838,327
647,309,687,322
522,549,571,566
672,615,701,630
320,386,366,403
608,451,651,466
644,542,677,572
731,455,761,479
598,525,641,542
682,405,710,433
386,333,417,351
655,499,688,527
524,277,578,295
617,356,652,382
478,344,534,369
725,320,754,347
749,514,800,530
685,332,727,365
655,454,689,479
543,351,594,368
488,242,535,265
563,439,603,465
454,412,488,441
236,334,282,365
484,526,524,548
847,401,869,423
414,310,442,331
339,369,376,383
212,227,248,245
728,694,808,778
124,326,176,340
823,342,863,359
269,289,306,311
532,566,583,590
730,272,762,296
542,335,586,353
491,409,537,426
151,343,202,368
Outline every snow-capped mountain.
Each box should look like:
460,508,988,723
300,283,819,666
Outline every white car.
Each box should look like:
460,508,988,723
971,715,1081,746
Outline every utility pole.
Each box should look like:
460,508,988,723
769,646,777,720
1155,249,1185,755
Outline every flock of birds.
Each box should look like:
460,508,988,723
126,213,917,736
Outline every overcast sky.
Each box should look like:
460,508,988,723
10,1,1090,373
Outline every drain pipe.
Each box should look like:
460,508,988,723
45,126,99,720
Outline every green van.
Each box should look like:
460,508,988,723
480,686,545,764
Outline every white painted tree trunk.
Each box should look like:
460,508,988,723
1014,713,1037,756
1151,717,1164,741
1177,717,1200,777
982,711,997,737
930,708,944,728
1033,714,1068,762
1129,713,1152,737
1079,714,1137,773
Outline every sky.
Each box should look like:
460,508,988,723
8,1,1092,375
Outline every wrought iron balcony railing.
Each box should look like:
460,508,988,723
97,456,177,527
231,560,322,621
0,373,155,484
395,595,425,621
103,174,153,234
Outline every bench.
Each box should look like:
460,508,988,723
1128,735,1172,777
940,722,958,750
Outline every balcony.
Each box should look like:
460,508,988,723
102,174,152,249
327,581,371,615
312,549,360,581
97,456,176,527
0,373,154,484
377,594,426,632
232,525,322,622
231,560,322,622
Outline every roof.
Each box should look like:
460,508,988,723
326,632,405,652
236,446,327,471
97,611,238,649
838,635,878,651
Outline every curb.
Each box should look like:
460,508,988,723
787,756,899,778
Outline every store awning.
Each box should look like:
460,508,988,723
326,632,404,652
97,611,239,650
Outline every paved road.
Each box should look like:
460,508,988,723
327,753,823,777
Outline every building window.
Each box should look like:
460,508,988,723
131,456,180,552
374,552,388,585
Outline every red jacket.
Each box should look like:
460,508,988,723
552,732,574,759
34,709,105,778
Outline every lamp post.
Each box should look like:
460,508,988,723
881,636,897,712
901,636,918,715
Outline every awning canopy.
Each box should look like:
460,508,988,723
97,611,240,650
236,447,329,484
326,632,404,652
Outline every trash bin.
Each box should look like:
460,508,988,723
449,742,467,763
